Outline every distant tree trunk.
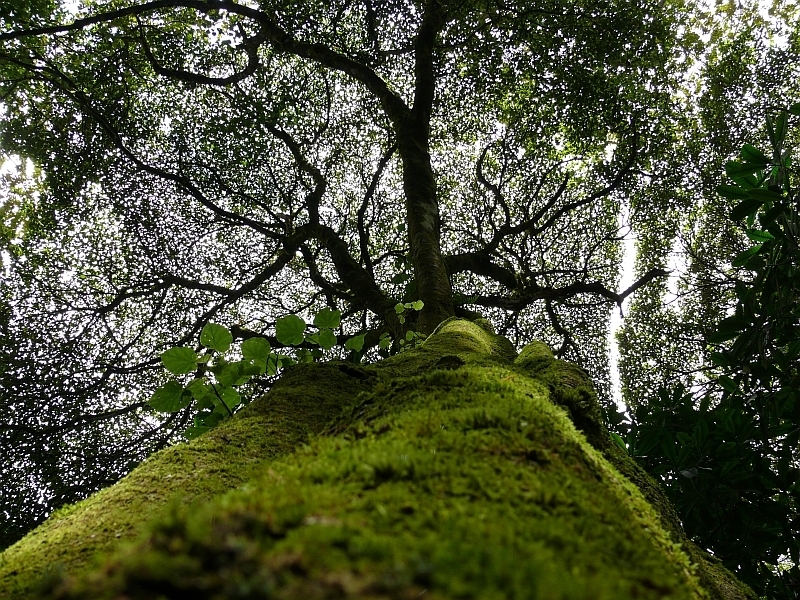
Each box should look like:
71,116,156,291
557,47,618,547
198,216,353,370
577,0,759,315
0,319,754,600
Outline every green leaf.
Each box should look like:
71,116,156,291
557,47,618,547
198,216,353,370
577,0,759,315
660,432,677,463
789,103,800,116
766,114,777,148
760,204,788,226
185,425,211,439
265,353,280,376
391,272,410,284
379,334,392,350
219,386,241,409
313,307,341,329
676,432,693,447
200,323,233,352
708,315,748,344
345,333,366,352
395,302,405,314
198,410,226,428
317,328,337,351
160,347,199,375
718,375,739,394
747,188,783,202
732,244,763,268
709,352,733,367
610,432,627,452
295,348,314,363
745,229,774,242
740,144,770,167
693,418,709,445
716,185,749,200
730,198,763,222
215,361,246,387
242,337,271,362
276,314,306,345
410,300,424,311
277,354,295,368
150,381,191,412
186,378,214,401
725,160,762,179
774,112,788,150
721,458,740,478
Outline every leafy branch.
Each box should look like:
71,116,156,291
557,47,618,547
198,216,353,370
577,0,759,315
149,302,424,438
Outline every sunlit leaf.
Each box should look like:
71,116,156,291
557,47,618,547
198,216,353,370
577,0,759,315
160,347,198,375
200,323,233,352
730,198,762,221
184,425,211,439
716,185,748,200
317,328,337,350
276,315,306,345
313,307,341,329
745,229,774,243
242,337,271,362
740,144,770,167
732,245,762,268
718,375,739,394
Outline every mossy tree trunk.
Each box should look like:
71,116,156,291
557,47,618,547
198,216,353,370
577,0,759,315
0,320,754,600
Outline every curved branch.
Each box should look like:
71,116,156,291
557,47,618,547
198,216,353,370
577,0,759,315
1,0,410,122
476,144,511,225
263,123,326,225
298,223,397,324
0,0,208,41
358,142,397,278
300,244,351,304
136,19,265,86
545,299,578,359
12,52,277,237
0,402,149,436
444,252,517,289
467,267,670,311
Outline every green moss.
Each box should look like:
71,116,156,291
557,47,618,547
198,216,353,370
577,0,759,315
514,343,756,599
0,361,369,600
1,319,754,600
50,361,705,599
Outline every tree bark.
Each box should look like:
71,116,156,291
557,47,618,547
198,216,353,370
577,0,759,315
396,0,454,333
0,319,755,600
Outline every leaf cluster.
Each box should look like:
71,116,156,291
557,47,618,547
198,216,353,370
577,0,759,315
149,303,425,437
616,107,800,598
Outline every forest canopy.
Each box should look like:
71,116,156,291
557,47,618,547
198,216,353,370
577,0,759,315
1,0,799,596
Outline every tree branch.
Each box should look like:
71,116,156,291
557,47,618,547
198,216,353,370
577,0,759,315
467,267,670,311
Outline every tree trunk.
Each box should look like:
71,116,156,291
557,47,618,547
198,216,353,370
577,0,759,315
398,0,454,333
398,124,454,333
0,320,754,600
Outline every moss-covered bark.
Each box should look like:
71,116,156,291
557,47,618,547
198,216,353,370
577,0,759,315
0,319,755,599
